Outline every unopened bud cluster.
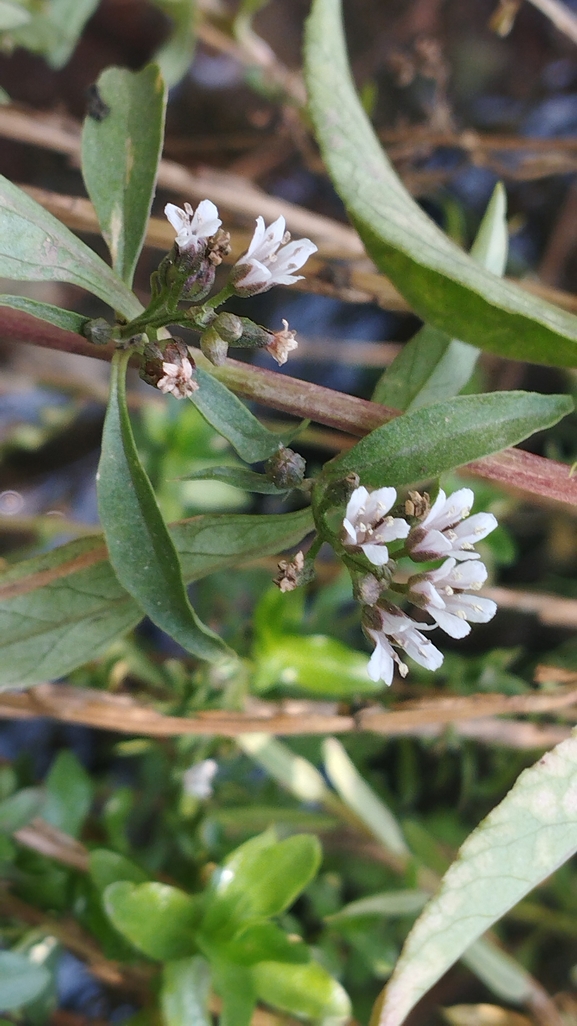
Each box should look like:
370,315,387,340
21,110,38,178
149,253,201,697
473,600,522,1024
340,485,498,686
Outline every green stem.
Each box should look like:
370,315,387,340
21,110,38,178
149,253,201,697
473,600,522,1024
202,283,235,310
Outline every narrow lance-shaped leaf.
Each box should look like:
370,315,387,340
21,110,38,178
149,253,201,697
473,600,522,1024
97,349,228,662
153,0,197,88
192,369,306,463
375,732,577,1026
0,507,313,689
373,183,508,411
0,295,88,335
0,175,141,320
82,65,167,287
305,0,577,368
321,391,573,488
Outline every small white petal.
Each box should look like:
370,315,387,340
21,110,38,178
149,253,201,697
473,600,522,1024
429,608,472,639
374,517,411,543
367,630,395,685
360,542,390,566
345,486,370,524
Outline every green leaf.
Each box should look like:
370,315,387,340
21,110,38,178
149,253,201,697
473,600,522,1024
0,952,50,1010
0,788,45,834
322,391,573,489
0,2,31,31
89,849,148,893
305,0,577,369
153,0,197,88
0,176,141,320
82,65,167,286
252,960,351,1024
11,0,99,68
191,369,304,463
213,961,256,1026
253,633,381,697
326,890,429,923
104,881,200,960
183,465,291,494
201,831,321,941
97,350,228,662
222,921,309,966
161,957,211,1026
237,735,330,805
0,295,88,335
373,183,508,412
323,738,409,858
0,507,313,688
44,750,93,838
376,732,577,1026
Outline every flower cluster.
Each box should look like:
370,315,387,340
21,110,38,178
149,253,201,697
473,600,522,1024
154,200,317,389
342,485,498,686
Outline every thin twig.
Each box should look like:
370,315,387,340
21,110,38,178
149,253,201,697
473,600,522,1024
1,683,576,738
3,304,577,514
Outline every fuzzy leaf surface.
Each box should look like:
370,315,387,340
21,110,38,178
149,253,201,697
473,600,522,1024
305,0,577,368
373,183,508,411
0,295,88,335
82,65,166,286
191,370,304,462
97,350,227,662
0,508,313,687
377,732,577,1026
322,391,573,488
0,176,141,319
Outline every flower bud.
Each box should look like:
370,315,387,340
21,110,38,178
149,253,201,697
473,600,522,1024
212,312,243,344
200,326,228,366
353,573,382,607
83,317,112,346
182,260,216,302
228,317,273,349
265,446,306,489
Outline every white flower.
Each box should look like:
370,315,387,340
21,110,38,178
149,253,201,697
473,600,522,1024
164,200,221,253
343,485,410,567
157,356,199,399
408,557,497,639
407,487,497,561
365,605,443,685
267,319,298,366
183,759,218,800
233,215,317,295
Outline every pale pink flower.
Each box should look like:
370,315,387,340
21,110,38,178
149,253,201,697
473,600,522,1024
233,215,317,295
365,605,443,685
408,557,497,639
407,487,497,562
343,485,410,567
164,200,221,253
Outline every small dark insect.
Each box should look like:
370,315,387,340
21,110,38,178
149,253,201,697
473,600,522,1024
86,84,111,122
